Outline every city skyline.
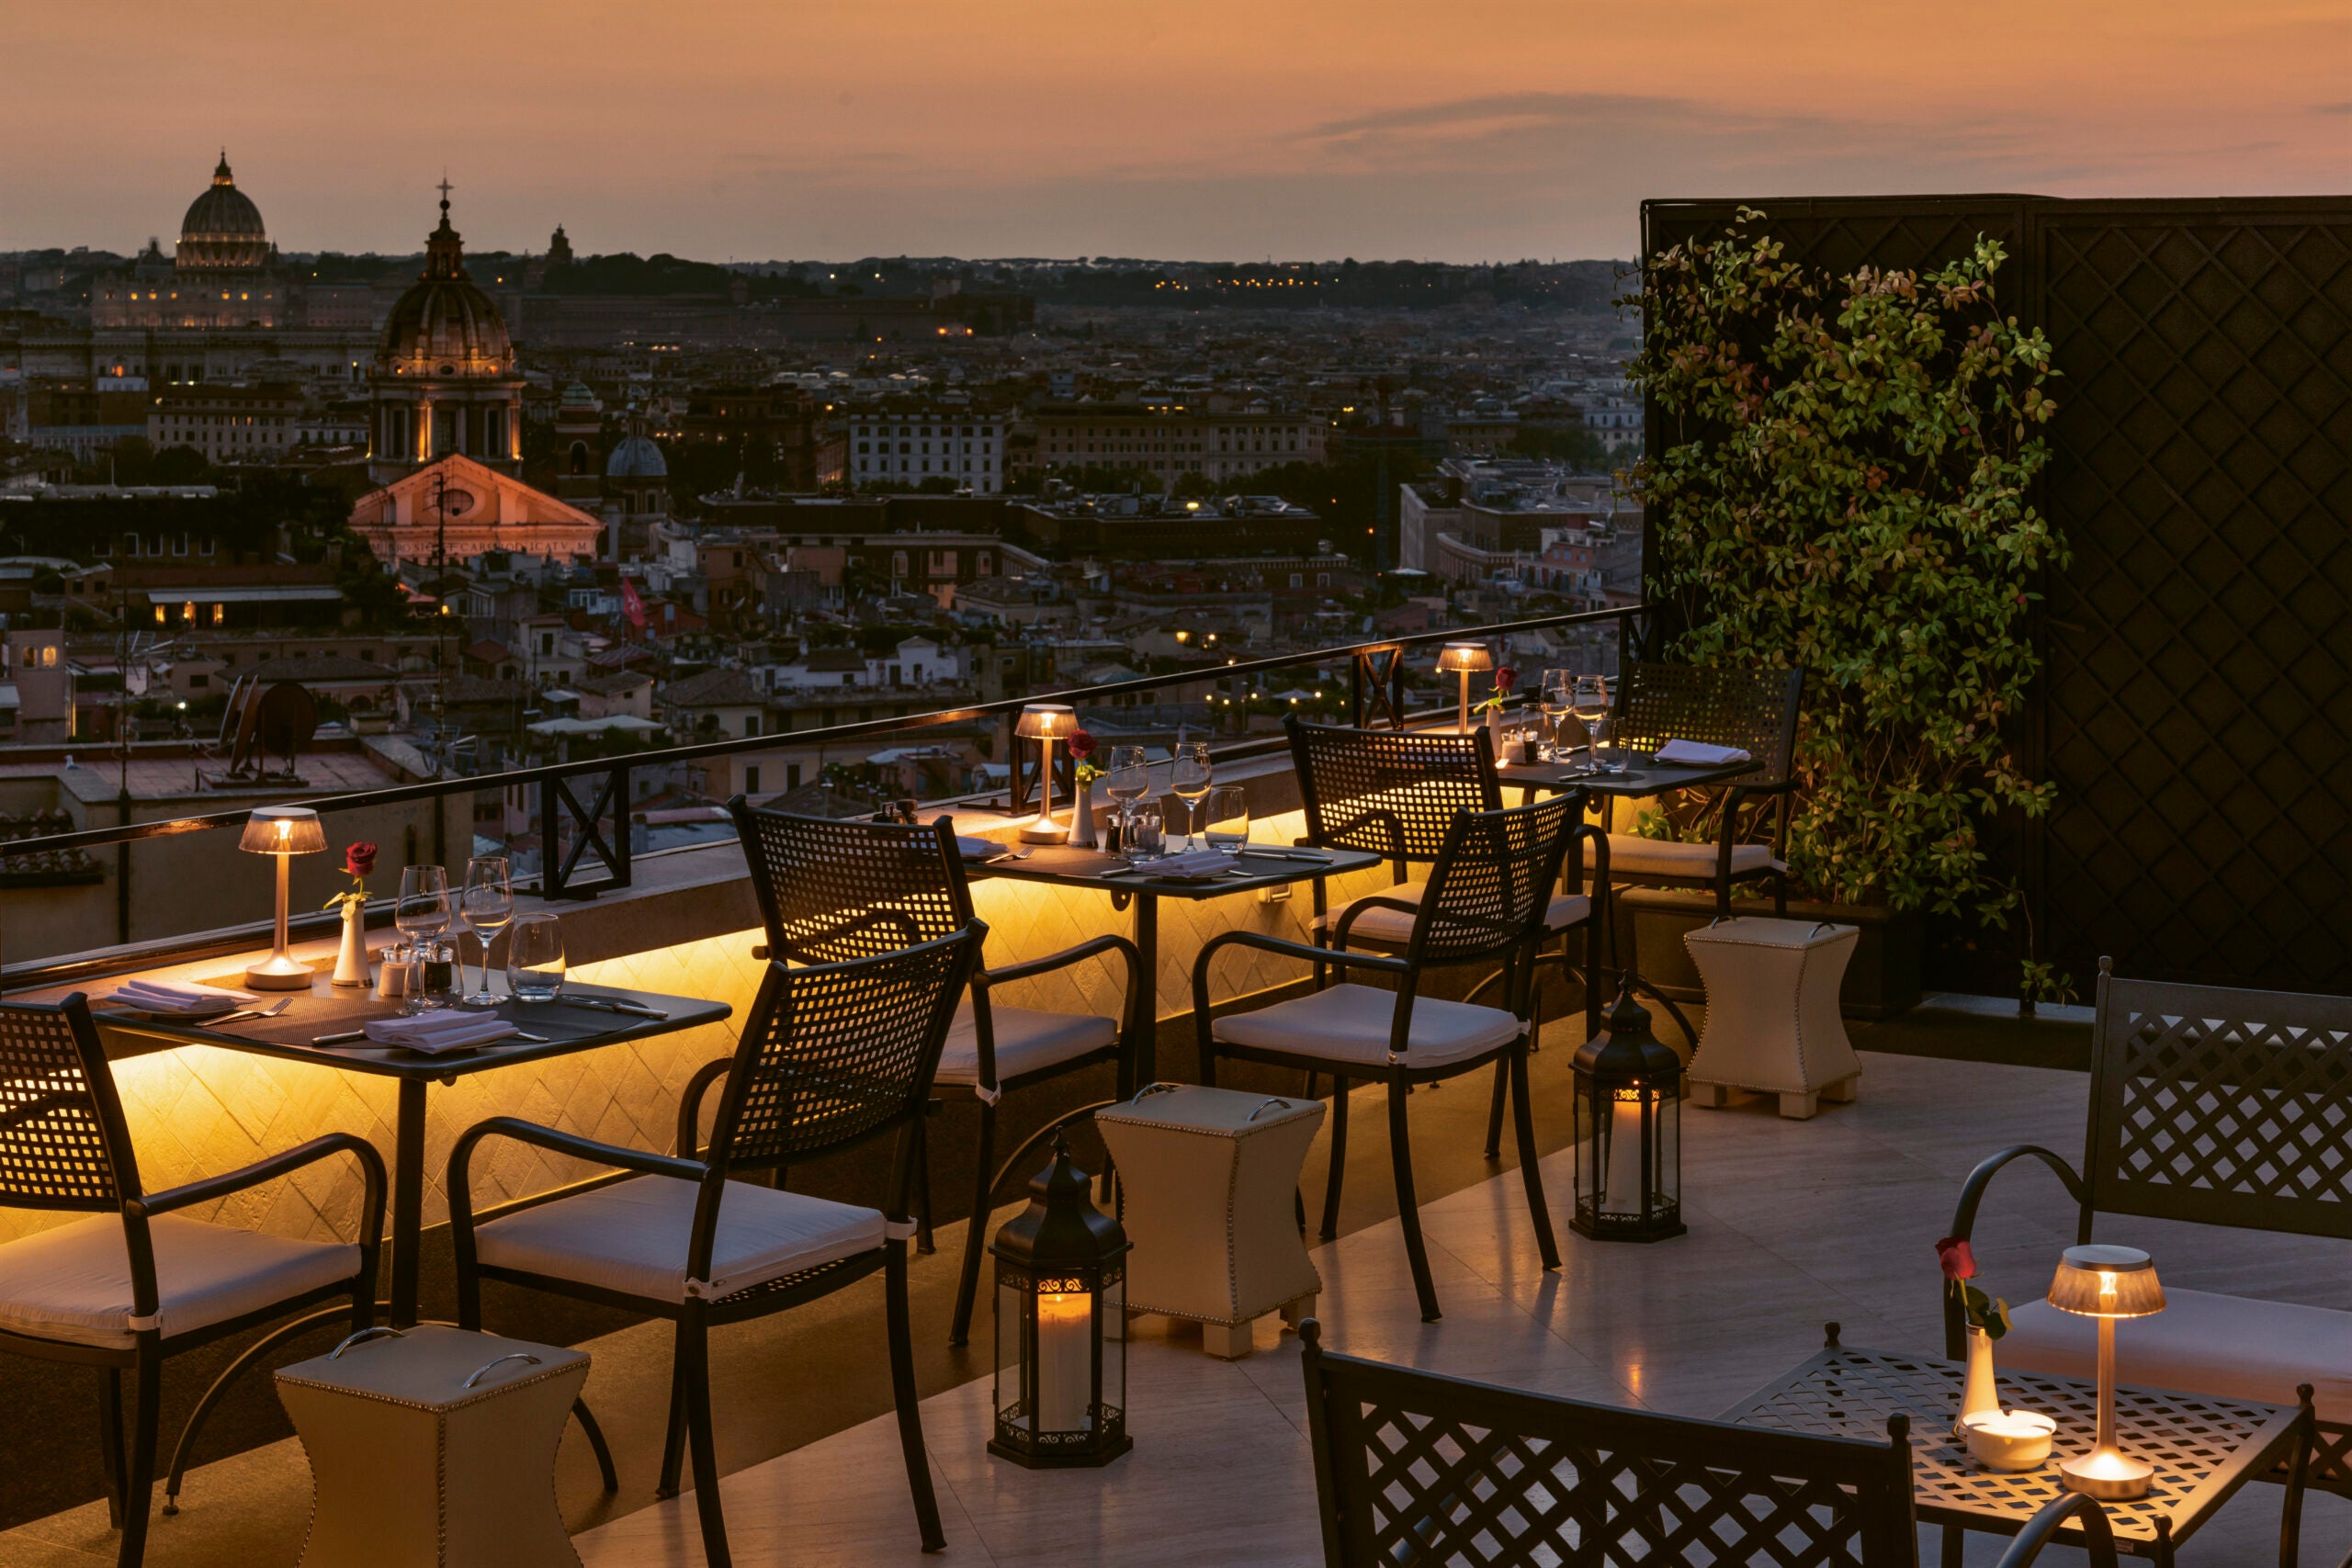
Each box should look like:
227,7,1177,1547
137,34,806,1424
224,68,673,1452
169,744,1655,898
4,0,2346,265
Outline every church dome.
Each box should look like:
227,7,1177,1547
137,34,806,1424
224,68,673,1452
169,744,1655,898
378,192,515,378
605,434,667,479
177,153,269,270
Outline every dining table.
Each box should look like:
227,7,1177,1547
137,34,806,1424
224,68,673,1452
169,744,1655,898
966,840,1384,1085
93,969,732,1328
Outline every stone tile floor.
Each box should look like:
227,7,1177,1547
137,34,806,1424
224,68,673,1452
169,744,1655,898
7,1048,2345,1565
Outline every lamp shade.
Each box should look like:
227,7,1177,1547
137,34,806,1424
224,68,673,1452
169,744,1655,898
2047,1244,2164,1318
1016,703,1077,739
239,804,326,855
1436,642,1493,674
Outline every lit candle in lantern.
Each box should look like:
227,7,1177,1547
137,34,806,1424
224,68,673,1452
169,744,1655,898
1603,1086,1646,1212
1036,1289,1093,1433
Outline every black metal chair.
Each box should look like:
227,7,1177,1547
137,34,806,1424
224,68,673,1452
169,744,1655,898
1300,1318,2120,1568
1285,715,1606,1229
448,929,983,1568
725,797,1144,1349
1197,795,1578,1323
0,994,384,1568
1597,661,1805,915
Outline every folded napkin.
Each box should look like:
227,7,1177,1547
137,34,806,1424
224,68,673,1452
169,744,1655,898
364,1011,519,1055
1133,848,1242,882
957,835,1008,860
107,977,262,1013
1656,738,1752,766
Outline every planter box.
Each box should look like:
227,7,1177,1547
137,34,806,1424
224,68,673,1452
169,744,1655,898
1615,887,1922,1021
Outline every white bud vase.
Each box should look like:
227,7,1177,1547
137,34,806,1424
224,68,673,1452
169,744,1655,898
332,901,369,987
1956,1324,2001,1435
1067,778,1098,848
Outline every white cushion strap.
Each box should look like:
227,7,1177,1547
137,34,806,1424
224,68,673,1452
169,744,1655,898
973,1083,1001,1106
884,1218,917,1241
682,1277,716,1301
127,1311,162,1332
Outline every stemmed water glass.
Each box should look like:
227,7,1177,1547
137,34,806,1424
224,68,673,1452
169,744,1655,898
1102,745,1150,842
1170,742,1212,851
394,865,451,1007
1539,670,1575,762
458,855,513,1007
1573,674,1617,773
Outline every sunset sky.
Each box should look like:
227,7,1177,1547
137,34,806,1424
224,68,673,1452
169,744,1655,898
6,1,2346,264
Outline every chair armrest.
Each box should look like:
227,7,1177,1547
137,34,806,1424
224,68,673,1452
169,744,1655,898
981,932,1140,991
676,1057,736,1159
1993,1493,2120,1568
142,1134,388,1245
457,1117,704,1189
1942,1144,2086,1354
1197,927,1410,979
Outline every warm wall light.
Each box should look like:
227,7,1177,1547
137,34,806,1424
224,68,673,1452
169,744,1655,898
2046,1244,2165,1499
1436,642,1492,734
241,804,326,989
1014,704,1077,843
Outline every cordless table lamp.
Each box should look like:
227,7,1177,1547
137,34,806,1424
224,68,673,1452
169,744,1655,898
1436,643,1492,735
1015,704,1078,843
2046,1243,2165,1499
242,804,327,989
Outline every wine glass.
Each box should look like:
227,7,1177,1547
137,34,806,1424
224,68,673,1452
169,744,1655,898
1204,784,1250,855
394,865,451,1008
458,855,513,1007
1102,745,1150,840
1539,669,1575,761
1572,674,1617,773
1170,742,1212,850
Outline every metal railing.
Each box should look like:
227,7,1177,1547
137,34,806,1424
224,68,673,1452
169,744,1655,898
0,604,1649,986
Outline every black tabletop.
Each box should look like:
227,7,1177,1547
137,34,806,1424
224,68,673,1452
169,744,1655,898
94,977,730,1081
1499,751,1760,799
968,842,1383,897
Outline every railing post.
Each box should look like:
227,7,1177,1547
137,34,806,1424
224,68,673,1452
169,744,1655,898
608,764,632,891
1350,658,1365,728
539,775,565,898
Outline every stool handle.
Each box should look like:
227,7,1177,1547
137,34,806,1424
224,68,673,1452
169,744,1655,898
462,1352,543,1389
1130,1082,1182,1104
329,1326,405,1359
1246,1097,1294,1122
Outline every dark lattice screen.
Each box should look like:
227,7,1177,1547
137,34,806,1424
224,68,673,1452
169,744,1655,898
1641,195,2352,993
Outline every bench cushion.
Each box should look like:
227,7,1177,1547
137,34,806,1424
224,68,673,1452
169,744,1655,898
1999,1287,2352,1425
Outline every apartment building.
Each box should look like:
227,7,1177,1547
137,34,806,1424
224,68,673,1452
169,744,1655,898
148,383,305,464
848,410,1005,493
1029,403,1326,482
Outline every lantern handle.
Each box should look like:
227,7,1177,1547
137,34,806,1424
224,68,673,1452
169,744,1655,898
1246,1097,1294,1122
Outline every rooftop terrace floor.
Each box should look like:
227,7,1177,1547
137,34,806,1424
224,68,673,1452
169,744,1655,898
6,1032,2346,1566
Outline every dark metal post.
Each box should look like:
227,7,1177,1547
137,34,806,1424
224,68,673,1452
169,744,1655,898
1350,658,1365,728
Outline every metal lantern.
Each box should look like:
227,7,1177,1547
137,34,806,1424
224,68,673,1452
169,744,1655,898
1571,988,1686,1242
989,1134,1132,1468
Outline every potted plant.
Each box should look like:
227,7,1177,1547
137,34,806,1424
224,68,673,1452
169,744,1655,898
1622,213,2069,1008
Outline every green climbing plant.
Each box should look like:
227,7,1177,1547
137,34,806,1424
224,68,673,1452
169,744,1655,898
1624,211,2070,998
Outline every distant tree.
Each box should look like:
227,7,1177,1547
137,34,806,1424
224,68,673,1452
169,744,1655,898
1504,426,1611,468
109,436,156,485
914,475,959,494
150,445,211,484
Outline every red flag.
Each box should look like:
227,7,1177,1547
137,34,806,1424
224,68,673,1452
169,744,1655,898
620,578,647,632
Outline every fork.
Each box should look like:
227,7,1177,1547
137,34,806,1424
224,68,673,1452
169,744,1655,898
209,998,293,1028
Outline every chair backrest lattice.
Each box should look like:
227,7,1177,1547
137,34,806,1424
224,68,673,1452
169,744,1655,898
2089,966,2352,1240
728,798,966,964
1286,716,1502,868
0,996,134,1213
710,929,980,1175
1409,795,1579,968
1616,663,1805,788
1303,1329,1918,1567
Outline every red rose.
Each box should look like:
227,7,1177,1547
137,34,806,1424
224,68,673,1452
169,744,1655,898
1933,1235,1976,1282
1493,666,1517,693
345,841,378,877
1067,730,1096,760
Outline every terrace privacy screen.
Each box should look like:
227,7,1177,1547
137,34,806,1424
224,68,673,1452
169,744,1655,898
1640,196,2352,996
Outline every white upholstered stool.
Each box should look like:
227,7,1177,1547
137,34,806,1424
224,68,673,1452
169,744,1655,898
1094,1084,1324,1359
1683,917,1861,1120
276,1324,587,1568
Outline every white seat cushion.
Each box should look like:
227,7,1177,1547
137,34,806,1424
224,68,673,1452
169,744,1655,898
475,1175,884,1303
1313,878,1591,947
0,1213,360,1348
1213,982,1523,1069
939,999,1117,1088
1589,835,1785,880
1999,1287,2352,1425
